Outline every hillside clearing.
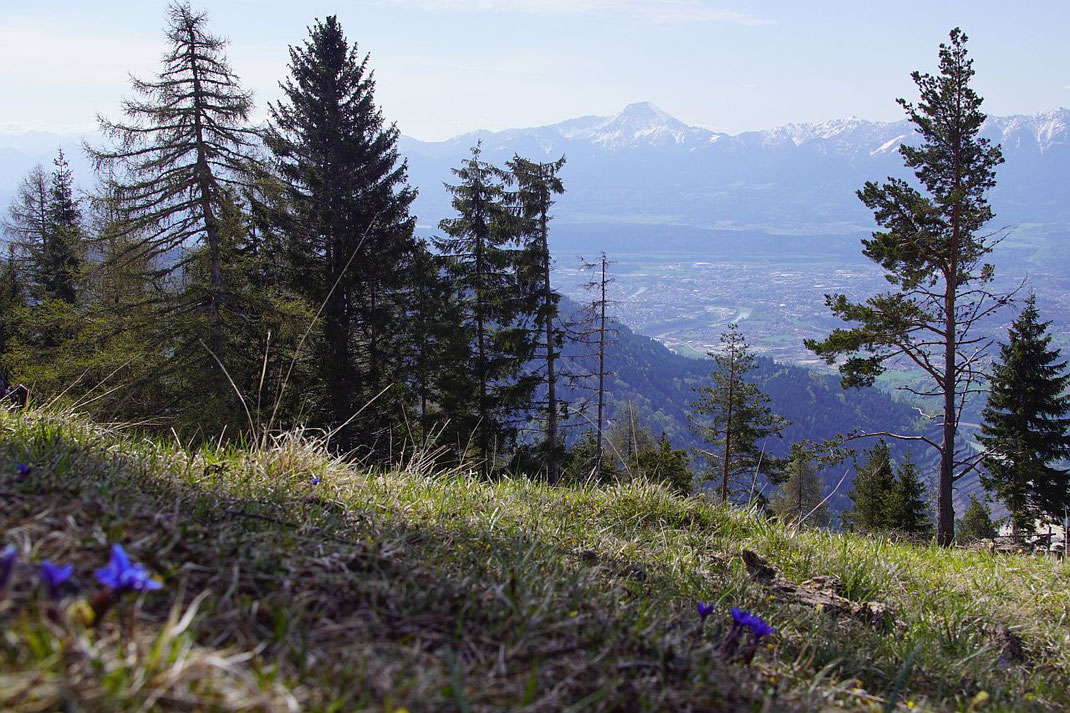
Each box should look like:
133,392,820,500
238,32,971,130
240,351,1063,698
1,407,1068,711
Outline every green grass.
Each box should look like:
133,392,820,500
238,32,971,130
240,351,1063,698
1,407,1068,711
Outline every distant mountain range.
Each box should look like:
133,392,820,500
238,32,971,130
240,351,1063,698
399,102,1070,241
3,102,1066,241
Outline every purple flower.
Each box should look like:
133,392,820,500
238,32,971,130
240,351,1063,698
1,544,17,590
731,607,753,627
309,476,321,485
746,615,775,639
697,601,715,623
41,560,74,599
17,463,31,476
94,545,162,593
731,608,775,639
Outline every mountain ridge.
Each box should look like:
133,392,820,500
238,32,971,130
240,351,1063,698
397,102,1070,236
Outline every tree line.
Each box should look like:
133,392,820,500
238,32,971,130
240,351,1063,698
0,6,568,478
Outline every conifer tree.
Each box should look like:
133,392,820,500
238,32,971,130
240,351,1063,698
5,165,50,299
88,1,258,360
0,247,24,364
40,150,83,304
805,29,1006,545
264,15,419,453
844,440,896,531
979,295,1070,533
887,453,933,536
509,154,567,481
771,447,830,527
436,144,537,472
690,324,786,503
956,494,997,543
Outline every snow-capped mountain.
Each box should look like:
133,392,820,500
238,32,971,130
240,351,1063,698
399,104,1070,237
2,104,1067,242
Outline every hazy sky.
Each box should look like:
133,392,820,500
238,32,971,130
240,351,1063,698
2,0,1068,140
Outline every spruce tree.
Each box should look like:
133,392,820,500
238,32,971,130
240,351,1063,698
887,453,933,536
264,15,419,453
40,150,83,304
771,447,829,527
436,144,537,472
805,29,1006,545
844,440,896,531
956,494,997,543
509,154,567,482
689,324,786,503
979,295,1070,533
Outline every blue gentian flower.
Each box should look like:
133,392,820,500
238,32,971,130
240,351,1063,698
697,601,715,623
746,615,775,639
17,463,31,476
40,560,73,599
94,545,162,593
0,544,17,590
731,608,775,638
309,476,321,485
731,607,753,627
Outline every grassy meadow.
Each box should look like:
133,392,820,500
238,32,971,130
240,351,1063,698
1,406,1068,712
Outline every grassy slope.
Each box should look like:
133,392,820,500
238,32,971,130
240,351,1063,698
1,408,1068,712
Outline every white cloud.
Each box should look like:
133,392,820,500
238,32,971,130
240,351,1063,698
379,0,770,25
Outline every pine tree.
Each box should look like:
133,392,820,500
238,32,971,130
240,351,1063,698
771,447,830,527
264,15,419,453
436,144,537,472
844,440,896,531
689,324,786,503
88,1,258,360
509,154,567,482
886,453,933,536
956,494,997,543
805,29,1007,545
40,150,83,304
979,295,1070,533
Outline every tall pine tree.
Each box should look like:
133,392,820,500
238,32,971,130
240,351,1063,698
805,29,1006,545
979,295,1070,533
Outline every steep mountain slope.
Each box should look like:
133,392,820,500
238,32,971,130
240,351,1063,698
555,296,923,511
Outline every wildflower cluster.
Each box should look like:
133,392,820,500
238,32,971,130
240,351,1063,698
696,600,776,665
732,607,775,639
0,541,162,624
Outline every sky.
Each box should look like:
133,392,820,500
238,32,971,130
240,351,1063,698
1,0,1068,141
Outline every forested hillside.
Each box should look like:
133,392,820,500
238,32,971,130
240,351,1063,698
555,296,922,510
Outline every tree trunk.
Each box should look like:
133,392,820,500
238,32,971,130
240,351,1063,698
721,373,735,503
596,255,607,481
540,194,559,483
185,22,224,359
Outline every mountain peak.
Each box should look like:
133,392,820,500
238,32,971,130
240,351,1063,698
615,101,677,121
587,101,705,148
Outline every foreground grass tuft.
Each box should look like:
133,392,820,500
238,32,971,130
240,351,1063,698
1,408,1068,711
